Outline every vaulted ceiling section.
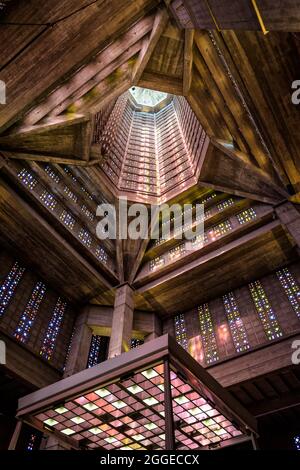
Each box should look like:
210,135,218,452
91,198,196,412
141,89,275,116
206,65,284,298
0,0,299,316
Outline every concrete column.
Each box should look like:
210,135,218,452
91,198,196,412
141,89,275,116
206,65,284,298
275,201,300,251
63,308,93,377
144,313,162,342
108,283,134,358
8,420,22,450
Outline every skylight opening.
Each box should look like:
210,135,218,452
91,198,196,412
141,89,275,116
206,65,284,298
129,86,168,108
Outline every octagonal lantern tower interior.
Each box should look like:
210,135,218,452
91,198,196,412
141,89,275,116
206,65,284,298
95,88,207,202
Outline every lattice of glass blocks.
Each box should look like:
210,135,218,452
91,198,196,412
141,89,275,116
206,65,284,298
44,165,60,183
14,281,46,343
40,297,67,361
64,186,78,203
236,208,257,225
87,335,109,368
198,304,219,364
131,338,144,349
39,190,57,210
95,246,108,264
174,314,188,350
78,228,92,248
277,267,300,320
26,433,37,451
208,220,232,241
150,256,165,271
169,244,185,260
0,261,25,317
217,198,235,211
249,280,283,341
60,210,75,229
18,169,38,189
223,293,250,353
81,204,94,221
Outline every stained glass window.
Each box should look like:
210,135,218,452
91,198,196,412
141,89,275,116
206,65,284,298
208,220,232,241
191,232,208,248
223,293,250,353
95,246,108,264
0,261,25,317
199,192,217,205
198,304,219,364
62,326,75,372
294,435,300,450
60,210,75,229
39,190,57,210
40,298,67,361
150,256,165,271
18,169,37,189
249,281,283,341
64,186,78,202
277,267,300,319
78,228,92,247
81,186,94,201
26,433,37,451
81,204,94,221
44,165,60,183
63,167,78,183
154,237,166,246
217,198,235,211
169,244,185,260
174,313,188,350
131,338,144,349
87,335,109,368
14,281,46,343
236,208,257,225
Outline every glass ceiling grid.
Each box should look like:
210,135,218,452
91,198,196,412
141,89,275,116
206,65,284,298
17,336,256,451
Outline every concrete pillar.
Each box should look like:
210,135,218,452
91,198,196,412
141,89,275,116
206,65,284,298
63,308,93,377
275,201,300,251
108,283,134,358
8,420,22,450
144,313,162,342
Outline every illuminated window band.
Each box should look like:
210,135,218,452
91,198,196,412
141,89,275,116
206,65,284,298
78,228,92,248
95,246,108,264
198,304,219,364
0,261,25,317
44,165,60,183
18,168,38,189
223,293,250,353
40,190,57,210
64,186,78,203
249,281,283,341
150,256,165,271
81,204,94,221
294,435,300,451
131,338,144,349
87,335,109,368
14,281,46,343
40,298,67,361
60,210,75,229
236,208,257,225
277,267,300,320
217,198,235,211
174,313,188,350
62,326,76,372
26,433,37,451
